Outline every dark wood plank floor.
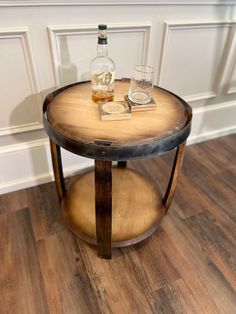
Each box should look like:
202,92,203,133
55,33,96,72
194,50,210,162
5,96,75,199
1,134,236,314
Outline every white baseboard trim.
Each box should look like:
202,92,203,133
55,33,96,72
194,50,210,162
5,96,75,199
188,100,236,145
188,125,236,145
0,99,236,194
0,139,93,195
0,160,94,195
0,172,55,195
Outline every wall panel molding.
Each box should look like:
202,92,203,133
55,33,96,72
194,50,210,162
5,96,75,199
220,23,236,95
0,27,42,136
188,100,236,144
0,122,43,136
1,0,235,6
158,21,235,102
228,86,236,94
48,22,152,86
0,138,93,194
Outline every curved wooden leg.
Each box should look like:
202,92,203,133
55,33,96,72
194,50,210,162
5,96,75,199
49,139,66,203
95,160,112,259
163,141,186,212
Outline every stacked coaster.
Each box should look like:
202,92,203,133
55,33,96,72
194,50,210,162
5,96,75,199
98,96,157,121
98,101,131,121
124,95,157,112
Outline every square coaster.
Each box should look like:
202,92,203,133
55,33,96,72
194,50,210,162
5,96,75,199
124,95,157,112
98,101,131,121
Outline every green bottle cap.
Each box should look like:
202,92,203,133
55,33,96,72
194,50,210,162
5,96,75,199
98,24,107,30
98,24,107,44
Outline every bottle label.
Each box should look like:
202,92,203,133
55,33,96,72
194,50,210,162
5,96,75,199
92,71,115,86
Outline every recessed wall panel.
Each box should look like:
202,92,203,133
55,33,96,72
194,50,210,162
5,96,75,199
159,23,231,100
0,30,41,135
227,60,236,94
48,24,151,86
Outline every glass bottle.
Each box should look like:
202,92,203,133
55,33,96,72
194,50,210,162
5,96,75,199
90,24,115,103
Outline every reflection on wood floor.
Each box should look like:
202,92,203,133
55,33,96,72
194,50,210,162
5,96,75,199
1,134,236,313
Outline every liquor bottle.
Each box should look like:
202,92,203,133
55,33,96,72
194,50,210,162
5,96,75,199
90,24,115,103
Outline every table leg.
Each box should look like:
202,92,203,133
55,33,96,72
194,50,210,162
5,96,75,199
163,141,186,211
117,161,127,168
95,160,112,259
49,139,66,203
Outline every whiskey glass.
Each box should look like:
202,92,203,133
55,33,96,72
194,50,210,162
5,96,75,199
128,65,154,104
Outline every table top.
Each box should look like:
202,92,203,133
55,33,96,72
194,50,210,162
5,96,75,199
43,80,192,160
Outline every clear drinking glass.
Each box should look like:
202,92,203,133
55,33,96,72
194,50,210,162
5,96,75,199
128,65,154,104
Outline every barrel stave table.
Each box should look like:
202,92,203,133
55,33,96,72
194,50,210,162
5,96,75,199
43,80,192,259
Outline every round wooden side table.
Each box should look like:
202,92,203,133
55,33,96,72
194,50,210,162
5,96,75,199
43,80,192,259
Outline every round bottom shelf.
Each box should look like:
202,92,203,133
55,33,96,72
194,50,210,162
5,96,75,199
62,167,166,247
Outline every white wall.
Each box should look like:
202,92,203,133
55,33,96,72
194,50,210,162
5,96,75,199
0,0,236,194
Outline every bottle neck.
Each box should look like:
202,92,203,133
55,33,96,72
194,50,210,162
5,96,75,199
97,43,108,57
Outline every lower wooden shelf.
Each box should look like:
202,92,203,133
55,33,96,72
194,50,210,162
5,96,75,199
62,167,166,247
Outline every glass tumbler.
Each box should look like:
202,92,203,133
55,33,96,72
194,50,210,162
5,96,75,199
128,65,154,104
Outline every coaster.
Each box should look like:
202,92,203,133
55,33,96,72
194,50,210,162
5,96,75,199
124,95,157,112
98,101,131,121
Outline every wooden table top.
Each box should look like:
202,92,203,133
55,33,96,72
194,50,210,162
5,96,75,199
46,80,191,145
43,80,192,160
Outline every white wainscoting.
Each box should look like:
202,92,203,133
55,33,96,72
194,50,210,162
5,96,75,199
189,100,236,144
0,27,42,136
48,23,152,86
0,139,93,194
1,0,236,6
224,24,236,95
158,21,235,101
0,2,236,194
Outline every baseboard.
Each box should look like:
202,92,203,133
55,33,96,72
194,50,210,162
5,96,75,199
187,125,236,145
0,161,94,195
188,100,236,145
0,139,93,195
1,100,236,194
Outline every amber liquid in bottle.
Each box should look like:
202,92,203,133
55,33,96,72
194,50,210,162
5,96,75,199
92,90,114,103
90,24,115,103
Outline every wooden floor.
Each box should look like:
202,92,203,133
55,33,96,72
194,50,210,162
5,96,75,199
1,134,236,314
